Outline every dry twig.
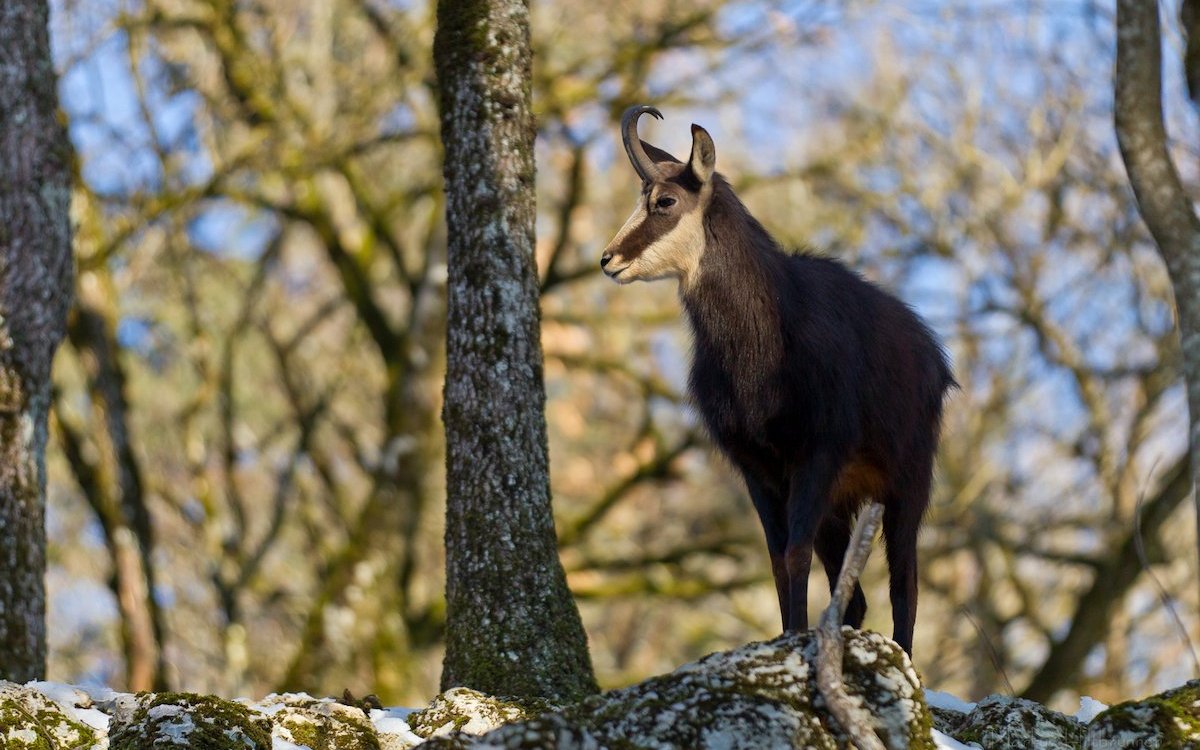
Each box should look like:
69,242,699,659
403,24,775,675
816,501,887,750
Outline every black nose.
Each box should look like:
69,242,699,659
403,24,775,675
600,253,613,268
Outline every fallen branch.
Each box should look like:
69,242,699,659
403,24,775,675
816,501,887,750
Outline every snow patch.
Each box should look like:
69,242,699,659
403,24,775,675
370,707,418,722
26,680,113,731
924,689,976,714
373,715,421,743
27,681,87,707
370,707,422,746
71,707,110,732
933,728,982,749
1075,695,1108,723
250,692,331,717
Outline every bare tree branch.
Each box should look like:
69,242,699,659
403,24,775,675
1114,0,1200,618
816,502,886,750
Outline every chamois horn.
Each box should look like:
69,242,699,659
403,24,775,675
621,105,666,184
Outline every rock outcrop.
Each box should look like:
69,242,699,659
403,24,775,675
107,692,273,750
0,681,102,749
1084,679,1200,750
254,693,384,750
935,695,1085,750
6,631,1200,749
406,688,559,741
418,630,934,750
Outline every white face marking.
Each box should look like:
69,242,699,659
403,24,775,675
603,190,706,288
631,208,705,285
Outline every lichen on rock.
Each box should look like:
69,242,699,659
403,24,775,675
407,687,558,740
944,695,1084,750
107,691,272,750
929,705,969,737
251,693,381,750
427,629,934,750
0,681,100,750
1084,678,1200,750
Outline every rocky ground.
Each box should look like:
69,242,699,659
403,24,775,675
2,629,1197,749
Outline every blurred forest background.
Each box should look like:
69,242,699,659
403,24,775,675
41,0,1200,711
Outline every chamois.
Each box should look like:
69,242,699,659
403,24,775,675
601,105,954,654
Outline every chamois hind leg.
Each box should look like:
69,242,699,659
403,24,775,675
882,467,933,656
814,505,868,628
783,453,841,633
743,474,789,632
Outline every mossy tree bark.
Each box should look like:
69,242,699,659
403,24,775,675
0,0,74,681
1114,0,1200,613
434,0,597,701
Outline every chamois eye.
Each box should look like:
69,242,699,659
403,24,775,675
656,196,677,209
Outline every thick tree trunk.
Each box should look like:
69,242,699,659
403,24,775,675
0,0,74,682
1114,0,1200,616
434,0,597,700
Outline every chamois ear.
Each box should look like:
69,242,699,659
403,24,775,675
687,124,716,186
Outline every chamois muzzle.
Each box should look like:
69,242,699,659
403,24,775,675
621,105,666,184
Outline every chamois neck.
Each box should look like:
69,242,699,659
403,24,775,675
680,178,785,359
682,178,781,306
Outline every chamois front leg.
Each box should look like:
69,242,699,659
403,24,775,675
742,474,789,631
783,454,840,632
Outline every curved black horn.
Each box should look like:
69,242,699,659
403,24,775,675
621,105,665,183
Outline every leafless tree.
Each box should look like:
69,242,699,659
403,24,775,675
1114,0,1200,618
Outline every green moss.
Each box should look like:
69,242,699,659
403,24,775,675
434,0,490,60
441,592,595,700
1085,679,1200,749
109,691,272,750
260,695,381,750
0,684,97,750
275,712,378,750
